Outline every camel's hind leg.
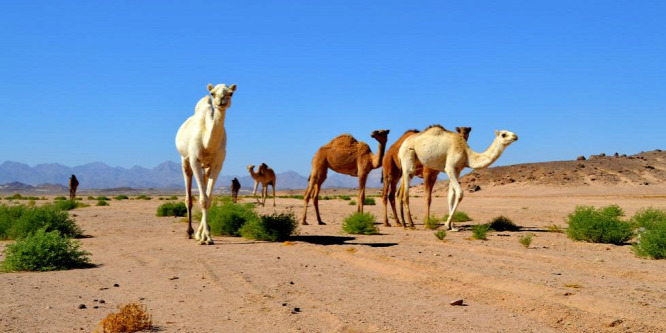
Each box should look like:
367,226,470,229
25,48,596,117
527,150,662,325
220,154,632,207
444,168,463,231
388,176,402,227
262,184,268,206
381,173,393,226
423,169,439,225
181,158,194,239
271,182,276,207
357,173,368,214
400,173,415,228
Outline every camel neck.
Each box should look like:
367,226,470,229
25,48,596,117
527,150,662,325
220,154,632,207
202,104,226,150
371,140,387,169
466,137,506,170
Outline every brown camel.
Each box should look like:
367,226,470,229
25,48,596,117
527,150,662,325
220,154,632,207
302,129,389,225
247,163,276,207
68,174,79,200
231,177,241,203
381,126,472,227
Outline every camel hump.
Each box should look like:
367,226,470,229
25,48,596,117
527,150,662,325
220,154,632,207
424,124,447,132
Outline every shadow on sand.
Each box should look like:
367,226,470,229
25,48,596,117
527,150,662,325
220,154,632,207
290,235,398,248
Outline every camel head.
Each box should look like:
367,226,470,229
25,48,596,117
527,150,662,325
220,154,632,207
456,127,472,141
207,83,237,110
494,130,519,146
246,164,255,171
370,129,390,143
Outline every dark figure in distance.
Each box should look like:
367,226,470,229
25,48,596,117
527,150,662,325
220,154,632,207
69,174,79,200
231,177,241,203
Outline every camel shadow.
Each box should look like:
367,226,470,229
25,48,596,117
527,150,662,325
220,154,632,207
290,235,398,248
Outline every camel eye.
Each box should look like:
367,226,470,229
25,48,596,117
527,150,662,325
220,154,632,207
501,133,507,138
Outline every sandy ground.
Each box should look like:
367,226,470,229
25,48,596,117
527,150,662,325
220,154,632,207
1,185,665,332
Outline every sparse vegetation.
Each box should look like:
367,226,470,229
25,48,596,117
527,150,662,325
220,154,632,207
363,197,376,205
443,211,472,222
95,302,152,333
156,202,187,217
566,205,633,245
96,200,109,206
1,229,92,272
96,196,110,201
519,233,534,248
208,202,259,236
54,196,67,201
425,216,442,230
6,194,26,200
338,195,351,200
240,211,298,241
547,224,564,233
488,215,520,231
113,195,129,200
631,207,666,259
0,203,82,240
471,223,491,240
135,195,152,200
348,200,357,206
342,212,379,235
53,199,88,211
434,229,447,240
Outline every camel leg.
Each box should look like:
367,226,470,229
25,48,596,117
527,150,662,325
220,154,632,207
358,173,368,214
388,176,402,227
252,181,260,204
381,174,391,226
397,181,406,228
423,170,438,224
444,169,463,231
262,184,268,206
302,182,313,225
181,158,194,239
400,173,415,228
190,159,211,244
198,163,222,245
272,183,276,207
312,182,325,225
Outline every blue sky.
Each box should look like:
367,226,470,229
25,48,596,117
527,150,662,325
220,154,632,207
1,1,665,177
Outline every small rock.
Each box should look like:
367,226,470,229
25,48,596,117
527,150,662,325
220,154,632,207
78,304,87,309
282,303,287,306
449,299,464,306
93,306,99,309
563,292,573,296
606,319,623,327
576,156,586,161
99,300,106,304
552,272,561,275
113,284,120,287
289,281,294,285
292,307,301,313
169,276,179,280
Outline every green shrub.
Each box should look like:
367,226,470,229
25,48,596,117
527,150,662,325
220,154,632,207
168,195,178,200
6,194,25,200
631,207,666,230
96,200,109,206
54,196,67,201
240,211,297,241
87,196,95,200
114,195,129,200
363,198,376,205
342,212,379,235
443,211,472,222
488,216,520,231
633,223,666,259
96,196,110,201
434,229,447,240
1,229,92,272
519,233,534,248
338,195,351,200
0,203,82,240
471,224,491,240
135,195,152,200
53,200,81,211
425,216,442,230
156,202,188,217
566,205,633,245
348,200,357,206
208,202,259,236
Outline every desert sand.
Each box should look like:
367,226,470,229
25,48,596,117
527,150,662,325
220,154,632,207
1,184,666,332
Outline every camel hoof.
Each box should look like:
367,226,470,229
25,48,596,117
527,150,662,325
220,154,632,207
449,227,459,232
302,221,309,225
318,221,326,225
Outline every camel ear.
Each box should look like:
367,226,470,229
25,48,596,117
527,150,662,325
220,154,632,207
455,127,461,133
229,84,237,92
495,130,500,136
207,84,214,92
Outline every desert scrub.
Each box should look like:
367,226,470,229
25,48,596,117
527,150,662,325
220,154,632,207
471,223,491,240
443,211,472,222
1,229,92,272
0,203,82,240
135,195,152,200
54,196,67,201
113,195,129,200
338,195,351,200
6,194,26,200
519,233,534,248
434,229,447,240
425,216,442,230
96,200,109,206
208,202,259,236
488,215,520,231
342,212,379,235
156,202,187,217
631,207,666,259
363,198,376,205
96,196,110,201
566,205,633,245
348,200,357,206
240,211,297,241
95,302,152,333
53,199,88,211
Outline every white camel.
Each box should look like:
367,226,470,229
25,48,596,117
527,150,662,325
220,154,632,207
175,83,236,245
398,125,518,231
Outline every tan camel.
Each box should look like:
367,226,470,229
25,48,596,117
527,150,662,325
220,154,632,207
175,83,236,245
381,126,472,227
231,177,241,203
302,129,390,225
247,163,276,207
398,126,517,230
68,174,79,201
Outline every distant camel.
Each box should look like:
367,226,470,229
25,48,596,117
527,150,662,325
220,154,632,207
302,130,389,225
175,83,236,245
231,177,241,203
382,126,472,227
398,125,517,230
247,163,276,207
69,174,79,200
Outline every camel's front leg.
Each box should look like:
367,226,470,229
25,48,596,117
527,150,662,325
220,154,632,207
400,173,415,228
444,168,463,231
271,183,276,207
181,159,194,239
262,184,268,206
197,164,222,245
358,173,368,214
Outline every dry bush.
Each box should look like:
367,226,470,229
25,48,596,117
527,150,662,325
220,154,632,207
95,302,152,333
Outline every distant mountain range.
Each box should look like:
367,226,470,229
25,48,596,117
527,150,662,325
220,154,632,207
0,161,385,191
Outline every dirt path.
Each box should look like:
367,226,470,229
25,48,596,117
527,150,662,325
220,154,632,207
1,188,665,332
